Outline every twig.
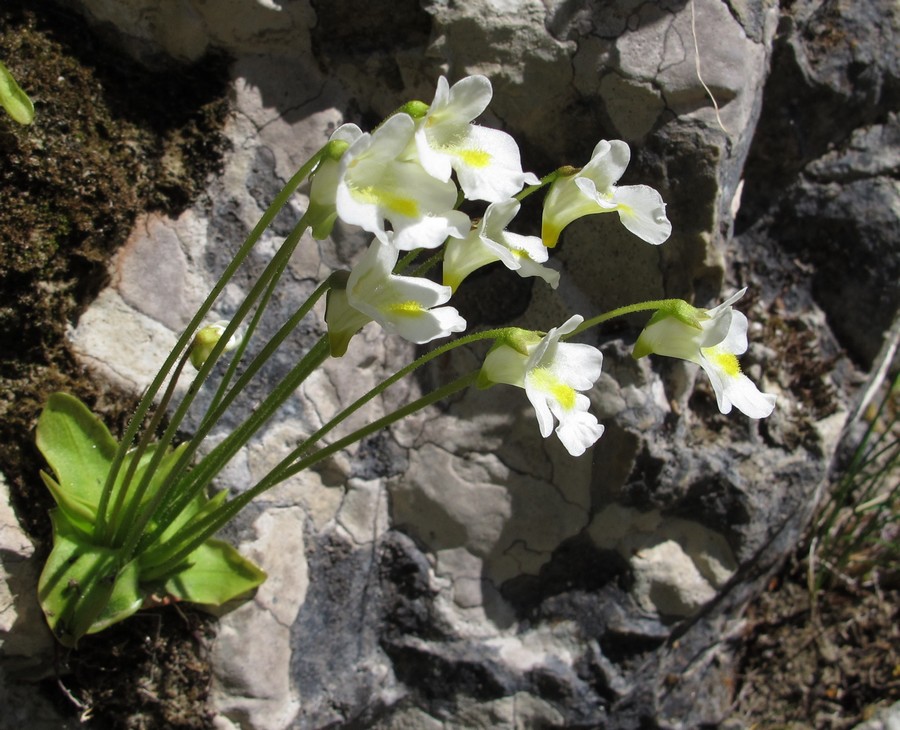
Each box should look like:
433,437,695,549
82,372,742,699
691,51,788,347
56,677,93,721
690,0,728,133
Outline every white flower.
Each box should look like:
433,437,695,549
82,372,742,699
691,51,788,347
633,288,777,419
541,139,671,247
307,123,364,240
326,239,466,352
336,113,470,250
480,316,605,456
443,199,560,292
415,75,539,203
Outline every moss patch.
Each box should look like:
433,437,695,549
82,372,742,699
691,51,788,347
0,1,229,531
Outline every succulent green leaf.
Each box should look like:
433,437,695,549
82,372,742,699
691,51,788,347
36,394,266,641
37,511,142,647
37,393,192,540
39,470,97,536
158,487,226,543
138,488,228,568
0,59,34,125
36,393,118,517
133,441,190,512
162,538,266,608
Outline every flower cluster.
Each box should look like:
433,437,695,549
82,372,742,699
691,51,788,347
34,72,779,645
308,75,686,455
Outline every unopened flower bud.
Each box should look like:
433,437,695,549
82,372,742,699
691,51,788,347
190,321,241,370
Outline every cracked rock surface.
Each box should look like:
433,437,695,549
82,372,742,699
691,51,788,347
7,0,894,727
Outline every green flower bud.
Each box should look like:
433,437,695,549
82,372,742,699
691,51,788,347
396,100,429,120
190,321,241,370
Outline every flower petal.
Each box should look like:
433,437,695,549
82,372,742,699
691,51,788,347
383,273,452,310
524,384,555,438
345,240,466,344
388,304,467,344
706,287,747,318
581,139,630,192
482,198,520,234
716,309,749,356
554,406,605,457
481,344,528,388
634,315,704,363
574,177,619,210
443,230,506,291
722,374,777,419
635,288,776,420
447,75,492,121
338,113,462,242
513,256,560,289
324,286,371,357
481,315,604,454
542,175,606,247
612,184,672,245
548,342,604,391
453,126,539,202
392,207,471,251
700,357,776,419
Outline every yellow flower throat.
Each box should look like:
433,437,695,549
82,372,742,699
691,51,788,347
529,367,576,409
702,347,742,377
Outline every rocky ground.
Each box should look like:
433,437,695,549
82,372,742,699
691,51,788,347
733,565,899,728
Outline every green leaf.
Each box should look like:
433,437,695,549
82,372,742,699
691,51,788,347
35,393,266,640
39,470,97,536
136,488,228,573
138,441,190,511
162,539,266,609
108,441,187,529
37,393,190,539
37,511,142,647
36,393,118,517
0,59,34,125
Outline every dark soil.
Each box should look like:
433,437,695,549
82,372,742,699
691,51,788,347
1,1,229,727
47,608,218,729
730,561,899,728
729,377,900,728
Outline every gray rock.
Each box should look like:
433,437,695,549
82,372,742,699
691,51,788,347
588,504,738,618
853,700,900,730
0,475,71,729
735,0,900,366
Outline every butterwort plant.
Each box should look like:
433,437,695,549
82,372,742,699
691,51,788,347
35,74,776,646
